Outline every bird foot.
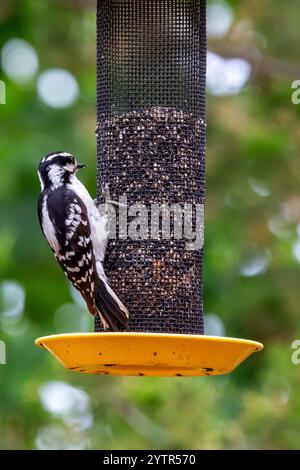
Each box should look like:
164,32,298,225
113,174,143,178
94,184,126,215
103,183,127,209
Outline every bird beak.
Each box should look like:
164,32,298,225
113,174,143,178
76,163,87,170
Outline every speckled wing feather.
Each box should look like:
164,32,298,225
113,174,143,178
40,187,97,316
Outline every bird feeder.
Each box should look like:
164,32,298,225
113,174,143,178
36,0,263,376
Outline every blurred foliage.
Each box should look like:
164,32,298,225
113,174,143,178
1,0,300,450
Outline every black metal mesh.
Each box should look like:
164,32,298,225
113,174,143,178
95,0,206,334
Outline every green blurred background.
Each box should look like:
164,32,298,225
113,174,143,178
1,0,300,450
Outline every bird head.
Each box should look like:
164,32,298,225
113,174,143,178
38,151,86,190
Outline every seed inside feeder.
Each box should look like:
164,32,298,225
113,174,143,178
95,107,205,334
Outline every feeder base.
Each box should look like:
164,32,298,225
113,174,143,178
35,333,263,377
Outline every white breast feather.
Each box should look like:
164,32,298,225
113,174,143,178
68,177,108,265
42,195,60,253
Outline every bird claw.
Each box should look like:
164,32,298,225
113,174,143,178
94,184,127,216
103,183,127,209
102,183,111,203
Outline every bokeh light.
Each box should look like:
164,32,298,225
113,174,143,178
238,246,271,277
39,381,93,431
54,302,90,333
1,38,39,84
268,214,292,240
35,423,90,450
0,280,25,319
292,240,300,263
207,52,251,95
205,313,226,337
248,177,271,198
37,68,79,108
207,1,233,38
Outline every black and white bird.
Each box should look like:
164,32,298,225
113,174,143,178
37,151,129,331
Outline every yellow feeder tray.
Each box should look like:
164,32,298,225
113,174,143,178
35,333,263,377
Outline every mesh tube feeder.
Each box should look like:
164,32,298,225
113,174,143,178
35,0,263,376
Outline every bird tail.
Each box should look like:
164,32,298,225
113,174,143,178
95,277,129,331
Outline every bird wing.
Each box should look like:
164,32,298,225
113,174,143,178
46,187,98,315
